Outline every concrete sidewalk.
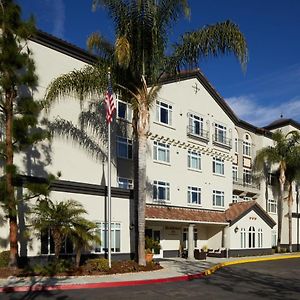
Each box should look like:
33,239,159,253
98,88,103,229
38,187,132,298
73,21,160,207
0,253,300,292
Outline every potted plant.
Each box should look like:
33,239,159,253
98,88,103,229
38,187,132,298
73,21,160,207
145,236,161,262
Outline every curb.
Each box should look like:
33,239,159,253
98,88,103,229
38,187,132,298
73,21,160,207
1,254,300,293
0,272,205,293
203,254,300,276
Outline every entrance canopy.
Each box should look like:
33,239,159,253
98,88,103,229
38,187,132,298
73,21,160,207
146,204,228,225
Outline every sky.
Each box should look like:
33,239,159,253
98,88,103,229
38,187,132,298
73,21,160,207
17,0,300,127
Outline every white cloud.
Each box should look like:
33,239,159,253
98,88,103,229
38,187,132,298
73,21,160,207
226,95,300,127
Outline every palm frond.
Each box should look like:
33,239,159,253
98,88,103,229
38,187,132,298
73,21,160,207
87,32,115,60
47,118,107,161
169,20,248,72
43,65,108,110
115,35,131,68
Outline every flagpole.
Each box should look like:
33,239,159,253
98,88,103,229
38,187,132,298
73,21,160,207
107,70,112,269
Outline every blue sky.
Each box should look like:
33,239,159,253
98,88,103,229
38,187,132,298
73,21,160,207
18,0,300,127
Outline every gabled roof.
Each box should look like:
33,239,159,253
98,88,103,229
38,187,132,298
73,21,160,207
225,201,276,228
146,204,227,224
28,30,294,137
263,118,300,131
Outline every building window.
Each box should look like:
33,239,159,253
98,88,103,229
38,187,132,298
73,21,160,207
268,173,277,186
41,229,73,255
243,168,252,184
240,228,246,248
213,190,224,207
258,228,263,248
248,226,255,248
267,199,277,213
153,141,170,163
232,195,239,203
117,136,132,159
188,186,201,205
271,230,277,247
213,157,224,175
117,99,132,122
235,138,238,153
156,100,172,126
232,166,238,182
243,141,251,156
153,181,170,201
214,123,227,144
118,177,133,189
95,222,121,253
188,113,203,136
188,151,201,171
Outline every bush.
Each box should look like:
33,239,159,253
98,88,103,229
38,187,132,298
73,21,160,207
85,258,109,272
31,259,73,276
0,251,10,268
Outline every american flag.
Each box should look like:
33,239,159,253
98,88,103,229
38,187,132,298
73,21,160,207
104,72,116,123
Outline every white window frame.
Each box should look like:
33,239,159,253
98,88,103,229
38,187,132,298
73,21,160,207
117,136,133,159
232,165,238,182
235,138,238,153
189,113,203,136
153,141,170,163
240,228,246,248
243,168,252,184
243,141,251,156
156,100,172,126
258,228,263,248
267,199,277,214
188,150,201,171
214,123,227,144
248,226,255,248
94,222,121,253
117,177,133,189
213,190,224,207
153,181,170,202
187,186,201,205
243,197,252,201
117,98,132,122
213,157,224,175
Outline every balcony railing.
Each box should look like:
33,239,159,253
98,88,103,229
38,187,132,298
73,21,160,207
212,134,232,149
187,125,209,142
233,178,260,190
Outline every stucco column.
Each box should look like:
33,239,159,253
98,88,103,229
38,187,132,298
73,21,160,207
188,224,195,259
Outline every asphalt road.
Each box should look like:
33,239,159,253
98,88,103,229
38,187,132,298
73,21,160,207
2,258,300,300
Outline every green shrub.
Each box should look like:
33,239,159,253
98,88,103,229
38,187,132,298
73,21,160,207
0,251,10,268
32,259,73,276
85,258,109,272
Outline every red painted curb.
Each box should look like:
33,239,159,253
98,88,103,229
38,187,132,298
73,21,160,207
0,272,205,293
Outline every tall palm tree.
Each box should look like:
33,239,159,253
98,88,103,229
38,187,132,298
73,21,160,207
285,141,300,252
31,198,90,259
254,130,300,252
44,0,248,265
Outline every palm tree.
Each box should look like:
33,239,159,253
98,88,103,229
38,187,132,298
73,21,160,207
44,0,248,265
254,130,300,252
285,143,300,252
69,219,100,267
31,198,90,259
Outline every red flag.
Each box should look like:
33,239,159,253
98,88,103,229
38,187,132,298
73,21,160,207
104,72,116,123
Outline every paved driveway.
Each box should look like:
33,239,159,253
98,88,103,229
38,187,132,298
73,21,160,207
2,258,300,300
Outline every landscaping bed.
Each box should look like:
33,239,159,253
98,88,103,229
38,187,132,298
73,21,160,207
0,258,162,278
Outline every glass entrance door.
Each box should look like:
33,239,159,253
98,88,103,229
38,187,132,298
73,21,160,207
145,228,162,258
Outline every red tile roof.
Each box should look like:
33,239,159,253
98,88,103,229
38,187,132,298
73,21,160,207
146,201,276,228
146,205,227,224
225,200,257,222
